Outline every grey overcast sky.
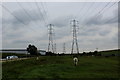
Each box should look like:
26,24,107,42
1,1,118,53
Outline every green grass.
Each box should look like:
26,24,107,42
100,49,120,56
2,56,120,79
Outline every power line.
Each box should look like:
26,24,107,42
34,0,47,25
16,0,40,28
1,4,36,32
75,2,87,18
80,2,95,23
97,0,113,15
100,1,118,15
102,1,118,24
80,1,117,25
91,1,118,25
40,2,49,23
27,2,43,25
76,0,113,24
74,2,96,31
31,2,42,25
94,1,116,19
43,2,51,21
82,1,115,24
2,5,26,25
37,0,49,21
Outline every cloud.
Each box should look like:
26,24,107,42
84,9,118,26
2,2,118,52
12,8,45,24
2,8,46,30
13,40,31,44
77,23,118,50
50,15,74,27
2,5,48,46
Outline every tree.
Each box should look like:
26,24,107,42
27,44,38,55
88,51,92,56
82,52,86,56
93,50,98,56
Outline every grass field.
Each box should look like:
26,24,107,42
2,56,120,79
100,49,119,56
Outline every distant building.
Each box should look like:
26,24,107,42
0,49,46,55
38,50,46,55
0,49,27,54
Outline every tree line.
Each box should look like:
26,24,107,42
26,44,117,57
26,44,101,56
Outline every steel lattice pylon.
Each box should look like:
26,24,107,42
63,43,66,54
48,24,54,53
71,20,79,54
54,43,57,54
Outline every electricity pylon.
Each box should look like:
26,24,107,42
54,43,57,54
48,24,54,53
63,43,66,54
71,19,79,54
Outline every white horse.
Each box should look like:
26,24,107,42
73,57,78,66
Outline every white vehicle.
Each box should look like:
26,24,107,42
0,58,6,61
6,55,18,60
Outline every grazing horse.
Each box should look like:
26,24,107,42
73,56,78,66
